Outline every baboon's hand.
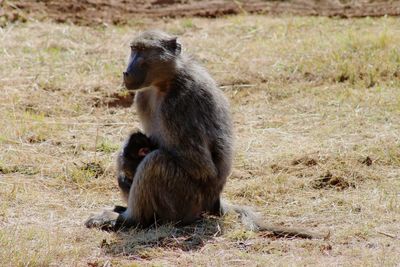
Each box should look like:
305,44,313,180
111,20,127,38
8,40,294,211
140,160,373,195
113,205,127,213
84,210,119,231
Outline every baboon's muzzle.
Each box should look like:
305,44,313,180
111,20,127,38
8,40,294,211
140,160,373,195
123,71,145,90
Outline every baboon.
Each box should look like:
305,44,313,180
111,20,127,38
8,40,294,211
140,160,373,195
85,30,321,239
117,131,157,203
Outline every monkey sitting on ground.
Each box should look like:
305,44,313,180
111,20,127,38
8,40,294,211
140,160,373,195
85,30,322,239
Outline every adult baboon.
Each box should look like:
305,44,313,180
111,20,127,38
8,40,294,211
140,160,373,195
86,30,232,230
85,30,321,239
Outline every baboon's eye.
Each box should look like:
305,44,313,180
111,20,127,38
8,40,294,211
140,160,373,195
131,45,146,52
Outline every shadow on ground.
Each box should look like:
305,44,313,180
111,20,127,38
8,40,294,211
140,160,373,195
103,216,222,258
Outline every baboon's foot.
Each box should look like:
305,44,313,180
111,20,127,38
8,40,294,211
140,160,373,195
85,209,119,231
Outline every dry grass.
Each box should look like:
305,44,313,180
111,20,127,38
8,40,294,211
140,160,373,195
1,15,400,266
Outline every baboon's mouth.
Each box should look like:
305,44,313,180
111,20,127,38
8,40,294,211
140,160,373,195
123,72,146,90
124,80,138,90
124,77,142,90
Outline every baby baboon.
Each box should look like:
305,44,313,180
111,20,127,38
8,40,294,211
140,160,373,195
85,30,321,239
117,131,157,203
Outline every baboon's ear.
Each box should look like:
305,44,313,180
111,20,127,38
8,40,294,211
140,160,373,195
164,37,181,56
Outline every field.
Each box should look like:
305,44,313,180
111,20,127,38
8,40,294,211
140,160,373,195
1,1,400,266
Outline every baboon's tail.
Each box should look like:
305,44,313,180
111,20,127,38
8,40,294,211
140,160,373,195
220,200,323,239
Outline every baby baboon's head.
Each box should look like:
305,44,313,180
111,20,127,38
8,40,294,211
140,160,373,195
122,132,153,160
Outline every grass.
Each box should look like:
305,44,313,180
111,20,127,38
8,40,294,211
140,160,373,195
0,15,399,266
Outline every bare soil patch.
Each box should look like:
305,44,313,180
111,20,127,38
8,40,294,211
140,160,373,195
93,92,136,108
3,0,400,25
312,171,355,190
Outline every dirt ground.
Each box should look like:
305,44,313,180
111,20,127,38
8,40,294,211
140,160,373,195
3,0,400,25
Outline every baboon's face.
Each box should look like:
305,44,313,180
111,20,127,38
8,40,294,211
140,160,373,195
123,30,181,90
122,132,153,160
